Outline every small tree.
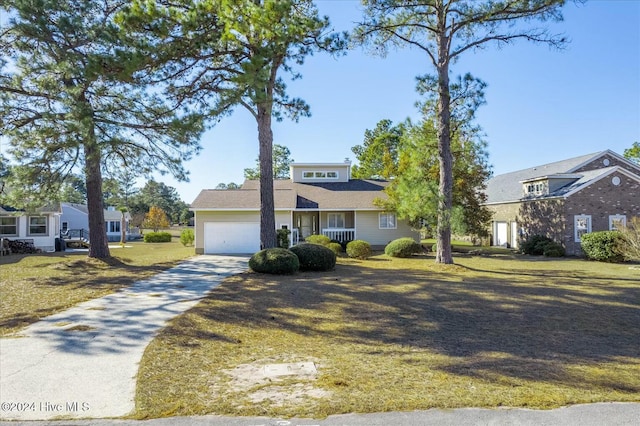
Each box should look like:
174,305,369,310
619,216,640,262
143,206,170,232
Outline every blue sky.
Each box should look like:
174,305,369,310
162,0,639,203
2,1,639,204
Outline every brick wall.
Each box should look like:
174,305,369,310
564,171,640,255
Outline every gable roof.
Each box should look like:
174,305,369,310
485,150,640,204
191,179,389,211
0,203,61,214
61,202,132,220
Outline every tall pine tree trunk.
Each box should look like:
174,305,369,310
84,135,110,259
435,21,454,264
257,103,276,249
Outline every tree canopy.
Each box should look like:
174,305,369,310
624,142,640,165
244,144,294,180
121,0,345,249
0,0,204,258
356,0,568,263
351,119,404,180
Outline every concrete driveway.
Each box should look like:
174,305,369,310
0,255,248,421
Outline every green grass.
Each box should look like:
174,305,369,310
134,253,640,419
0,240,194,336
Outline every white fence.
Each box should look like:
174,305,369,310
322,228,355,242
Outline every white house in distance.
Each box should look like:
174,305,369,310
190,161,419,254
60,202,138,242
0,204,62,252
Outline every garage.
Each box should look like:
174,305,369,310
204,222,260,254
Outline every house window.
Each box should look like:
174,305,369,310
28,216,47,235
106,221,121,233
327,213,345,228
0,217,18,236
574,215,591,242
609,215,626,231
302,171,339,179
379,213,397,229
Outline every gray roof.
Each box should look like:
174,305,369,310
191,179,389,210
485,150,640,204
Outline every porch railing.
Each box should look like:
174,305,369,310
322,228,355,242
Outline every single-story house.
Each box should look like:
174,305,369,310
484,149,640,256
190,161,419,254
60,202,138,242
0,204,62,252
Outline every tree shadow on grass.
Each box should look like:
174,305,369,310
181,261,640,394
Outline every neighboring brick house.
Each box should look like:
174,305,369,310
484,150,640,256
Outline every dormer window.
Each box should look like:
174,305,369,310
523,180,548,197
302,170,339,180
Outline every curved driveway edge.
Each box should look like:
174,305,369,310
0,255,248,421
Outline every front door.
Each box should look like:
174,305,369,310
299,213,317,239
495,222,508,247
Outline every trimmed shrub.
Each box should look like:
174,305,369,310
249,248,300,274
327,242,343,255
290,243,337,271
385,238,422,258
581,231,625,262
542,241,565,257
179,228,194,246
143,232,172,243
304,234,331,246
520,235,555,255
277,229,291,249
346,240,372,259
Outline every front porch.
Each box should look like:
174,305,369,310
293,211,356,243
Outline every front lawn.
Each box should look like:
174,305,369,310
134,253,640,419
0,240,194,336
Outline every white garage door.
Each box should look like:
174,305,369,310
204,222,260,254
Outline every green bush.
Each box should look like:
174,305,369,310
385,238,422,258
277,229,291,249
179,228,194,246
346,240,372,259
289,243,336,271
520,235,555,255
327,242,343,255
542,241,565,257
581,231,625,262
249,248,300,274
304,234,331,246
143,232,172,243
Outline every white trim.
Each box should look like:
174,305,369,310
609,214,627,231
567,150,640,175
574,214,592,242
0,216,19,236
28,215,49,236
561,166,640,199
327,212,345,228
301,170,340,180
379,212,397,229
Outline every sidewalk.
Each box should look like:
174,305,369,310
1,403,639,426
0,255,248,421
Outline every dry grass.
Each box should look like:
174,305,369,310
134,253,640,419
0,240,194,336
